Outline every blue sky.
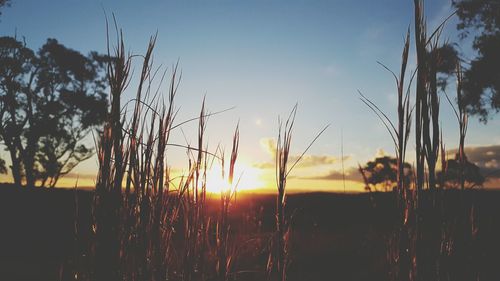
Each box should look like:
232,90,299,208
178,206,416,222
1,0,499,191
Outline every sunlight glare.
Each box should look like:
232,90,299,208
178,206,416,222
205,163,265,194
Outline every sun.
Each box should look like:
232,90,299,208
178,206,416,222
204,163,265,194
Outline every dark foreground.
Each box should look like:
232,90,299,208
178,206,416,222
1,185,500,281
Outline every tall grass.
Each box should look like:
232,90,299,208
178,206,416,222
93,23,131,281
267,106,296,281
361,1,482,281
360,27,413,281
88,20,240,281
216,124,239,281
67,3,486,281
266,106,328,281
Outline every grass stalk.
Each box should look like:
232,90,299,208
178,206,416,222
267,105,328,281
217,124,240,281
359,28,413,281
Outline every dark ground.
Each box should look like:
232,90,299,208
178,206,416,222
1,184,500,281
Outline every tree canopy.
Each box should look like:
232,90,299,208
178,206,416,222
0,36,109,187
453,0,500,122
359,156,413,192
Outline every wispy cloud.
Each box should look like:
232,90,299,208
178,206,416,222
323,63,340,78
303,145,500,185
260,137,276,156
254,137,350,169
301,167,363,182
362,25,386,41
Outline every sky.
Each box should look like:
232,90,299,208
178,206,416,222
0,0,499,192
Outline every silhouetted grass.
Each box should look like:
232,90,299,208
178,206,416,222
6,2,493,281
359,1,485,281
86,20,260,281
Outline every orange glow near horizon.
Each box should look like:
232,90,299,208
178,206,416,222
6,161,499,193
0,166,371,193
204,163,266,194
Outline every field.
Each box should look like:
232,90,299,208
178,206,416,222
1,185,500,281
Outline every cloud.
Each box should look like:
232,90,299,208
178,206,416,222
64,172,97,180
375,148,387,158
324,63,340,78
290,154,348,168
253,162,275,169
253,154,350,170
485,159,498,169
447,145,500,180
362,25,385,41
301,167,363,183
254,137,350,169
310,145,500,185
260,138,276,157
303,145,500,184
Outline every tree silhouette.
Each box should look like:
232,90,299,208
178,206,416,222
359,156,413,192
437,153,485,189
360,155,485,191
0,36,108,187
452,0,500,122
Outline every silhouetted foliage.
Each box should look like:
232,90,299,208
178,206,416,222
431,43,460,91
453,0,500,122
437,153,485,189
359,156,413,192
0,36,109,187
0,0,10,17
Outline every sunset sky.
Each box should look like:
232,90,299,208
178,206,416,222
1,0,499,191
